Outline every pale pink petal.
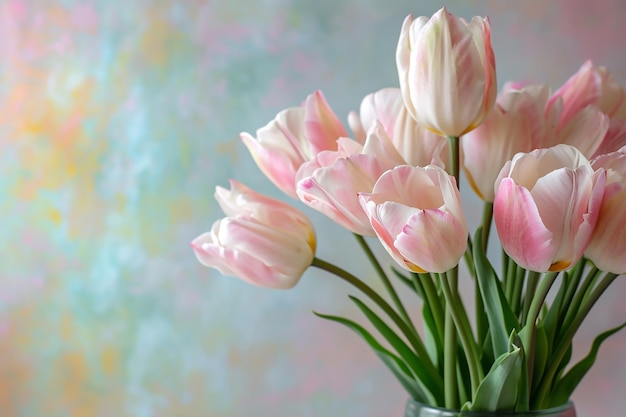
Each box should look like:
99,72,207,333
494,178,554,272
549,60,600,128
347,110,366,143
241,132,301,198
359,197,411,269
586,186,626,273
304,90,348,154
571,168,604,260
558,105,608,158
192,228,293,289
593,118,626,158
395,209,467,272
297,159,375,236
359,88,404,137
530,168,583,268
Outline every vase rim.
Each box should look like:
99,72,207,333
405,398,575,416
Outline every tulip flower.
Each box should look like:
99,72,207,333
241,90,347,199
586,150,626,273
191,180,316,289
359,165,467,273
462,84,551,201
296,122,406,236
547,61,626,158
549,60,626,124
396,7,497,137
493,145,605,272
347,87,449,167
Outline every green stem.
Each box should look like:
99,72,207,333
534,272,619,408
562,265,600,331
521,271,540,325
447,136,460,190
310,257,441,385
525,271,560,328
480,202,494,251
475,273,488,345
443,283,458,409
505,258,517,303
354,234,418,338
440,270,482,397
511,265,526,317
558,259,586,323
464,237,475,277
501,249,510,287
419,273,446,353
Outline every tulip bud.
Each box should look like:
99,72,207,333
396,7,496,137
191,180,316,289
359,165,467,273
494,145,605,272
241,91,346,198
296,122,406,236
462,84,551,201
349,88,449,167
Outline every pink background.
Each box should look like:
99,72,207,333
1,1,625,416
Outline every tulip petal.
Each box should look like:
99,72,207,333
586,187,626,273
529,168,579,264
558,105,608,158
192,231,300,289
494,178,554,272
360,198,411,269
304,90,348,154
297,159,375,236
395,209,467,272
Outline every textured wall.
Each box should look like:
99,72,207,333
2,1,626,416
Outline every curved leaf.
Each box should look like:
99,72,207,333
473,227,519,358
551,319,626,406
349,295,441,405
467,344,522,411
313,311,427,402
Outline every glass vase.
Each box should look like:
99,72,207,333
405,399,576,417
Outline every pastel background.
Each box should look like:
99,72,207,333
2,1,626,416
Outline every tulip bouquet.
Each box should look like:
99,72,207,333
192,7,626,414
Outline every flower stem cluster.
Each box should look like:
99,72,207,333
192,6,626,413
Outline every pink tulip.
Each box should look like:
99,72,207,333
241,90,347,199
296,122,406,236
462,84,551,201
347,88,402,144
359,165,467,273
586,149,626,273
593,119,626,158
191,180,316,289
396,7,497,137
547,61,626,158
549,60,626,124
494,145,605,272
347,88,449,167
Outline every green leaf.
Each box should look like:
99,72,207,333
422,301,442,368
551,319,626,406
313,311,428,402
467,341,523,412
541,273,570,351
473,227,520,358
349,295,441,405
514,328,530,412
530,323,549,395
555,343,572,381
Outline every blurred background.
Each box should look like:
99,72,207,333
2,0,626,416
